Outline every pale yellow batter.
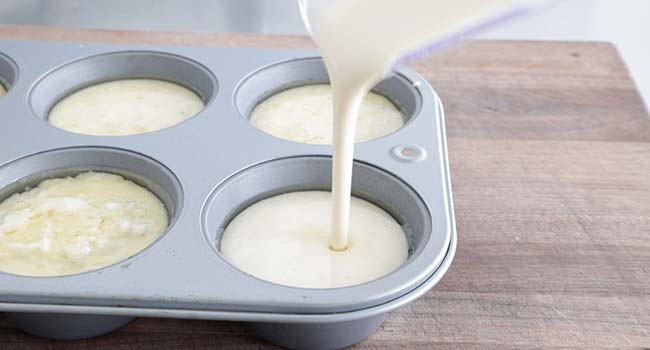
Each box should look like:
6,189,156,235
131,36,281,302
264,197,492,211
220,191,408,288
0,172,168,276
48,79,205,136
0,83,6,97
250,84,404,144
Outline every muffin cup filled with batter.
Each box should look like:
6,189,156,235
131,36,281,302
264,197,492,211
0,147,183,277
30,51,218,136
235,57,422,144
0,172,168,276
202,156,433,290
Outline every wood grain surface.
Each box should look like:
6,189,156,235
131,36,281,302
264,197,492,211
0,25,648,349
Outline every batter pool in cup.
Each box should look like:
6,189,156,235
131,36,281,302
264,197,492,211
0,172,169,277
250,84,404,144
220,191,409,289
48,79,205,136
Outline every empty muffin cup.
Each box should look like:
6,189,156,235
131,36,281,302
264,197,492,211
235,57,422,144
29,51,218,136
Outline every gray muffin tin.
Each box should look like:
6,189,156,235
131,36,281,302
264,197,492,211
0,39,456,350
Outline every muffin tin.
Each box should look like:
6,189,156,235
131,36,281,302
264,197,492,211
0,39,456,350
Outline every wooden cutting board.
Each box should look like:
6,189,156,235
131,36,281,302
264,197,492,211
0,25,648,350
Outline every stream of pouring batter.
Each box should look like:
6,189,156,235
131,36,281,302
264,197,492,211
301,0,545,251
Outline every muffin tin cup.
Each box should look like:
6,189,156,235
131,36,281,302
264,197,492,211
0,39,455,349
6,313,134,341
235,57,422,129
0,52,17,94
29,50,218,123
202,156,434,282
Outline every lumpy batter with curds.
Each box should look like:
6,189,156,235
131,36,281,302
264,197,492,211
220,191,408,289
250,84,404,144
48,79,205,136
0,172,168,277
